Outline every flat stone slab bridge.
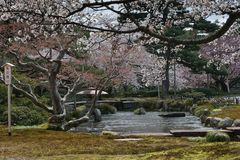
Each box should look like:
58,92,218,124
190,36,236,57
170,127,240,137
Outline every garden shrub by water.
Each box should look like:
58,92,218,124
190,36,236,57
75,112,208,134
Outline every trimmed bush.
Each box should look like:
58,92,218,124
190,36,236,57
136,100,159,111
193,104,214,117
65,105,88,121
3,106,46,126
134,107,146,115
206,131,230,142
98,103,117,114
183,91,206,102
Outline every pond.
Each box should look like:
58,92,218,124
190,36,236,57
74,112,209,134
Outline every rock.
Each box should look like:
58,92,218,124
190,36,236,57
200,115,208,123
134,107,146,115
204,117,212,127
159,112,186,117
101,131,119,136
199,109,211,123
208,117,223,128
232,119,240,127
218,117,234,129
92,108,102,122
163,103,168,111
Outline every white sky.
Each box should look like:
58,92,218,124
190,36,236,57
207,14,228,25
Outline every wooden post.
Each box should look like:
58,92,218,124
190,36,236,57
7,84,11,136
2,63,15,136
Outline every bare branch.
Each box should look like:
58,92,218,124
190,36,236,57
12,76,53,113
61,76,81,102
10,51,49,75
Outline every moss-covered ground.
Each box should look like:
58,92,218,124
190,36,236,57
0,125,240,160
210,105,240,119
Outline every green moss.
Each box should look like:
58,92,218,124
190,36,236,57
210,105,240,119
0,126,240,160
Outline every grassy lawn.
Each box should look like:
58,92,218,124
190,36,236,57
211,105,240,119
0,126,240,160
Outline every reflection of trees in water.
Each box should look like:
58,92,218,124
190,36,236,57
75,112,205,133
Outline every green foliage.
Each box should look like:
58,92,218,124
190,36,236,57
75,64,104,75
193,104,214,117
0,95,49,125
193,18,219,33
136,99,160,111
65,105,88,121
13,72,38,87
194,88,217,97
165,26,186,38
163,99,187,111
206,131,230,142
98,103,117,114
184,98,194,106
134,107,146,115
2,106,46,126
0,84,7,104
182,91,206,102
211,98,234,108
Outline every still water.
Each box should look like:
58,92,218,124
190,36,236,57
75,112,208,134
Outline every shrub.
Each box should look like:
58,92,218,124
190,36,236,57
211,98,234,108
163,99,186,111
184,98,194,107
136,99,159,111
134,107,146,115
193,104,214,117
98,103,117,114
65,105,88,121
206,131,230,142
0,84,7,104
183,91,206,102
194,88,217,97
3,106,46,126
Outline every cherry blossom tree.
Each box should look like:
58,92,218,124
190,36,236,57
200,30,240,92
0,0,239,45
0,0,239,130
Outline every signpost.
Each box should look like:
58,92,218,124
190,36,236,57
2,63,14,136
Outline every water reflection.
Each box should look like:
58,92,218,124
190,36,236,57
75,112,208,134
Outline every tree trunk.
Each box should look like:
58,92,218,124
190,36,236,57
49,75,64,115
207,74,210,89
226,76,230,93
173,57,176,99
165,59,170,96
216,79,228,92
48,73,66,130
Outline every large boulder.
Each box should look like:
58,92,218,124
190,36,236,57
92,108,102,122
232,119,240,127
218,117,234,129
